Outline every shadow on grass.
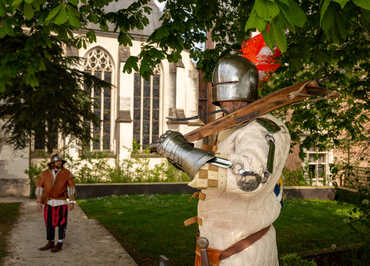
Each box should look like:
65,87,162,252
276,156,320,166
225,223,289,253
0,202,21,264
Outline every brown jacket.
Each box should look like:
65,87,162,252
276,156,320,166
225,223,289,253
36,168,75,204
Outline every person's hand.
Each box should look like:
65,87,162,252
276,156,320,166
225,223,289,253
36,202,43,212
69,203,75,211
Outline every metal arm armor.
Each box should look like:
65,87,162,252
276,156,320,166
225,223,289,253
153,130,216,178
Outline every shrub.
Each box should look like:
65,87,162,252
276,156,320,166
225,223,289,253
280,254,317,266
25,161,47,198
332,163,370,244
283,167,308,186
25,143,190,184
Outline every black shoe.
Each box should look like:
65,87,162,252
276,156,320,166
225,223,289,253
39,241,54,251
51,242,63,252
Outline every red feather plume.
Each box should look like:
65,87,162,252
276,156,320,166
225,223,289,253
240,33,281,81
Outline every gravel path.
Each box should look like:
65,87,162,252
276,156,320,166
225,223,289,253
1,198,137,266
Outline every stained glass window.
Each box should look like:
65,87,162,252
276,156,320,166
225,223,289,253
152,74,160,143
133,72,160,150
84,48,113,151
33,124,58,151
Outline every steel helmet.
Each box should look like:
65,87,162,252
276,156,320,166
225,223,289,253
48,154,66,166
212,55,259,106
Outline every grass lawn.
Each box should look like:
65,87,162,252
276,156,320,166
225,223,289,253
275,199,368,255
0,202,21,264
78,195,369,266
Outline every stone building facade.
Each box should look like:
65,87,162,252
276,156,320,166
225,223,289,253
0,1,202,196
285,123,369,187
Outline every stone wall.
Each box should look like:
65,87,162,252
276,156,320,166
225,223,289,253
0,178,30,197
0,122,30,197
76,182,197,199
284,186,336,200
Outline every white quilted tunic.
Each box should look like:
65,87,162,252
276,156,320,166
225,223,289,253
197,114,290,266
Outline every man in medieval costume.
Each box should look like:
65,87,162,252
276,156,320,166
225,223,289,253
153,54,290,265
35,154,76,252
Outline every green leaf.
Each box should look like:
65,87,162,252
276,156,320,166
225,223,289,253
360,9,370,27
271,16,287,52
86,30,96,43
245,9,267,31
45,5,62,23
353,0,370,10
279,0,307,27
0,19,12,37
118,32,132,46
68,15,80,28
24,3,34,20
262,28,274,48
333,0,350,9
153,27,169,40
320,0,331,24
123,56,139,73
255,0,280,20
32,0,42,11
322,7,338,42
69,0,79,6
12,0,23,9
67,6,80,28
143,6,151,14
24,0,34,4
0,4,6,17
335,9,348,39
0,24,7,38
278,0,289,5
321,4,348,42
54,6,68,25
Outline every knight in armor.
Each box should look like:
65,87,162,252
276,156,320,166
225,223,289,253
35,154,76,252
153,55,290,266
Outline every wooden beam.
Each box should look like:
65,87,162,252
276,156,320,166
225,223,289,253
184,80,329,142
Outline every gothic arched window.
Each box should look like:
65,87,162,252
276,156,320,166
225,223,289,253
133,70,160,150
84,47,114,151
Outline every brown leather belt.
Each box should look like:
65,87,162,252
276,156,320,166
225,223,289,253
195,226,271,266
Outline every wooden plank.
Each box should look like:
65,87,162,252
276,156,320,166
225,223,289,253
184,80,329,142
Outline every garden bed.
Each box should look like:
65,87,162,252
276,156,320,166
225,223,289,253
76,183,337,200
78,195,369,266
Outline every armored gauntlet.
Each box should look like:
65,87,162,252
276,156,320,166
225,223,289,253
152,130,215,178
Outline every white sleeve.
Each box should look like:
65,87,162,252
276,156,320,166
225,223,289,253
225,119,290,196
35,187,44,202
67,186,76,198
230,123,269,178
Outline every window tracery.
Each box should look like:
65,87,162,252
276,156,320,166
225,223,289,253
133,68,160,150
84,47,114,151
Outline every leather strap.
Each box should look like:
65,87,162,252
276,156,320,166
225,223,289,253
184,216,203,226
219,225,270,260
256,118,279,175
256,117,281,133
195,247,222,266
202,144,217,152
194,226,271,265
266,136,275,174
191,192,207,201
202,134,218,152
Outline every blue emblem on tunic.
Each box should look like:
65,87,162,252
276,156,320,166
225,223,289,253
274,177,283,207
